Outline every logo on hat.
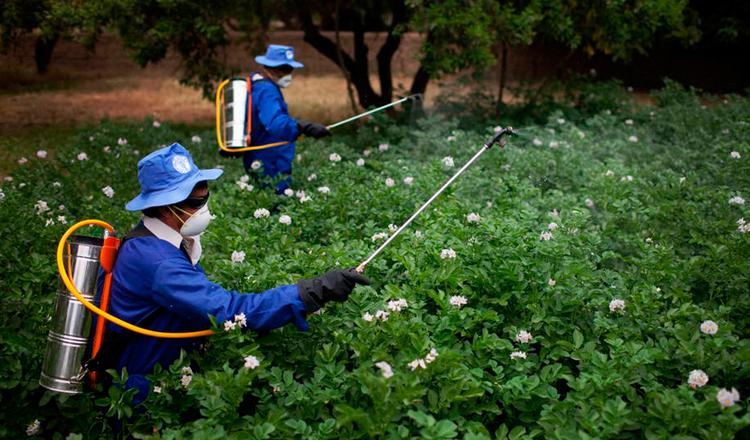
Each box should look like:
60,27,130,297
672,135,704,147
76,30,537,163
172,155,191,174
285,50,293,60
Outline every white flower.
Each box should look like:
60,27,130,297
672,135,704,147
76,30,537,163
251,160,262,170
371,232,388,241
549,141,559,149
18,157,28,165
36,150,48,159
45,219,55,227
153,120,161,128
447,135,457,142
449,295,468,307
408,359,427,370
307,173,317,181
386,298,408,312
236,181,253,191
329,153,342,162
441,156,454,167
717,388,741,408
628,135,639,143
102,186,115,198
117,138,128,145
34,200,50,214
378,143,389,152
605,170,615,176
510,351,527,360
414,230,423,238
425,348,439,363
385,224,397,233
317,186,330,194
103,145,111,153
585,198,595,208
0,189,4,201
609,298,626,313
57,216,67,224
363,149,372,156
549,209,560,218
466,213,481,223
621,175,634,182
26,419,41,436
279,215,292,225
730,151,741,159
356,158,365,166
515,330,532,344
254,208,270,218
385,178,395,187
539,231,553,241
298,194,312,203
243,355,260,369
153,386,162,394
729,196,745,205
493,126,503,133
375,361,393,378
237,174,250,184
191,135,202,143
3,176,12,182
700,320,718,335
738,219,750,233
75,152,89,161
440,248,457,259
557,118,566,125
625,119,634,125
548,278,556,287
403,176,414,185
231,251,245,264
224,320,237,331
532,138,543,146
687,369,709,388
362,312,374,322
180,374,192,388
375,310,389,321
181,366,193,375
234,313,247,328
548,222,559,231
679,177,686,184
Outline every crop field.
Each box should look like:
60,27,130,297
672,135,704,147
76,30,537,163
0,82,748,438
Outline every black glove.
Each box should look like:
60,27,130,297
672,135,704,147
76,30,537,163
297,120,331,139
297,268,370,311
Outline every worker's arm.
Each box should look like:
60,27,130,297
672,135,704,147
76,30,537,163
152,257,310,331
255,87,299,141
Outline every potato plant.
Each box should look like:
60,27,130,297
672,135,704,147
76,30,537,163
0,82,748,439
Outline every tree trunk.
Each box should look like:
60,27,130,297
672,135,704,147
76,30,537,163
334,0,359,114
497,42,508,113
35,34,58,75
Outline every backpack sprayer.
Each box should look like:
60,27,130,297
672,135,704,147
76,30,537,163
214,75,422,153
40,128,514,394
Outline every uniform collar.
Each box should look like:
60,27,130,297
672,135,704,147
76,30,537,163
143,216,202,265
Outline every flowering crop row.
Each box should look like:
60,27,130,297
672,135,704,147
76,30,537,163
0,82,749,438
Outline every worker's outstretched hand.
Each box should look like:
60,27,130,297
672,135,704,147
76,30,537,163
297,120,331,139
297,268,370,311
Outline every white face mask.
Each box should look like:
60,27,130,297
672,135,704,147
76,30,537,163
170,203,211,237
276,74,293,88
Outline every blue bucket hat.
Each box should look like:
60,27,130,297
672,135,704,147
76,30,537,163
125,143,223,211
255,44,304,69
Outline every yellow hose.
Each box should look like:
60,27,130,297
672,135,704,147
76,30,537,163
214,79,290,153
57,220,215,338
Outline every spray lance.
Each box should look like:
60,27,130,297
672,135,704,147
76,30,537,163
356,127,516,273
215,75,422,154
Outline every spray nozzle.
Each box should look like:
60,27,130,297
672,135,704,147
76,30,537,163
485,126,516,148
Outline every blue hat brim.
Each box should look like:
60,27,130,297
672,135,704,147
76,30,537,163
125,168,223,211
255,55,303,69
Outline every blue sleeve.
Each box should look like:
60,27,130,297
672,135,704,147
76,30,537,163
256,86,299,141
151,258,310,331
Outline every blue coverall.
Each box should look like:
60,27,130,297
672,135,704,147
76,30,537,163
242,74,299,193
104,225,310,404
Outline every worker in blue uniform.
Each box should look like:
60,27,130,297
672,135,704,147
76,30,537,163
243,44,330,192
95,143,369,405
